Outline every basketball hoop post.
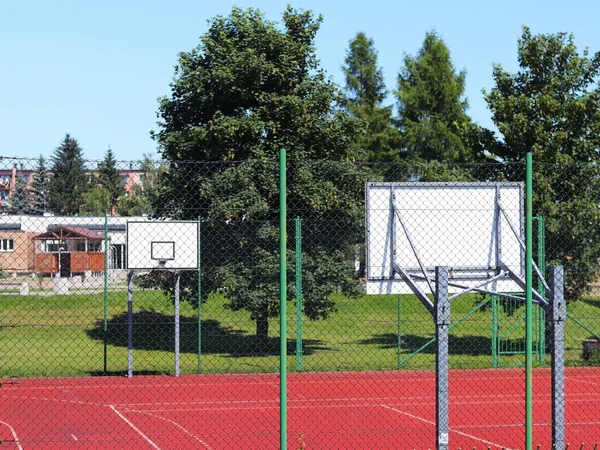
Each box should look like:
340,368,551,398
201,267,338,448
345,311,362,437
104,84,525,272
127,270,134,378
174,270,180,377
435,266,450,450
550,266,565,449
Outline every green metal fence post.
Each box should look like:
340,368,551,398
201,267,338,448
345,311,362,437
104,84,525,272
491,295,498,368
197,217,202,373
103,214,108,373
397,295,402,369
279,148,287,450
525,151,534,450
537,216,546,364
295,217,303,371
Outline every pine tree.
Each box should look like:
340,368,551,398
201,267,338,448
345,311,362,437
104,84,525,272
396,32,483,163
29,155,49,215
48,134,90,215
343,32,399,162
9,172,30,214
97,147,124,213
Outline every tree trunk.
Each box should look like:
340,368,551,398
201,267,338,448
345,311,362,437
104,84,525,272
256,314,269,340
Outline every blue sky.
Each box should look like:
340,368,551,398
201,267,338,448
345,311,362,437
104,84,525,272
1,0,598,161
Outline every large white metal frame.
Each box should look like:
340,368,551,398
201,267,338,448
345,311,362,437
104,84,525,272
365,182,549,311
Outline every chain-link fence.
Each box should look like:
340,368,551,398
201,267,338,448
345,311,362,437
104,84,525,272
1,156,599,448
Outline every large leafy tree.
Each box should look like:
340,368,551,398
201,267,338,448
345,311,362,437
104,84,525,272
396,32,485,163
80,187,111,216
48,134,90,215
485,26,600,300
97,147,124,213
9,172,30,214
342,32,399,162
152,7,367,338
29,156,49,215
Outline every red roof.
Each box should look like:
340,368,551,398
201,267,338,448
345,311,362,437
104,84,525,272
33,226,104,240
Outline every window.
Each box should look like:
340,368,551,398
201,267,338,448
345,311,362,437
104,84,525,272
122,175,130,184
0,190,8,200
0,176,10,188
45,240,67,252
0,239,14,252
76,242,102,252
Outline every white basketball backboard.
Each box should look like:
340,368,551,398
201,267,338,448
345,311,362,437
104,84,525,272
365,182,524,295
127,221,199,270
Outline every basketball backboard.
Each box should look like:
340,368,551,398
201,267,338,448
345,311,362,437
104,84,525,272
126,221,199,270
365,182,525,296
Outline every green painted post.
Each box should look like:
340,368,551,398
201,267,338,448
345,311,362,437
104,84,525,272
491,296,498,368
397,295,402,369
197,217,202,373
103,215,109,373
525,151,534,450
295,217,303,371
537,216,546,364
279,148,287,450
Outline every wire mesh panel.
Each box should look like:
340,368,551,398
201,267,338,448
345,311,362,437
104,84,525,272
1,156,599,448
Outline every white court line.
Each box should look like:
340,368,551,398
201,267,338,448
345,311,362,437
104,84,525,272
137,410,214,450
71,434,79,441
109,405,161,450
111,392,546,407
380,404,513,450
568,376,600,388
0,421,24,450
455,419,600,430
1,394,104,407
121,395,598,413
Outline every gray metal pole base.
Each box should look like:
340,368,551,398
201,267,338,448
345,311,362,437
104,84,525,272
127,270,134,378
174,271,181,377
550,266,565,449
435,266,450,450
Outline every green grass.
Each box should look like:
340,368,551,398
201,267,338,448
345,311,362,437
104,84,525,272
1,290,600,378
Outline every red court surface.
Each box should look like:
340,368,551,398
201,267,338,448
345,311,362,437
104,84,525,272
1,368,599,449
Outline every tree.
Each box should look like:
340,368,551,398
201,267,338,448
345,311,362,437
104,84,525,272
9,172,30,214
343,32,399,162
484,26,600,300
151,7,368,339
29,155,49,215
80,187,111,216
396,32,485,164
48,134,90,215
97,147,124,213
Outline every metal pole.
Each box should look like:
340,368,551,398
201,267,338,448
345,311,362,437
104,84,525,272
295,217,303,371
174,271,180,377
397,295,402,369
550,266,565,449
279,148,287,450
525,151,533,450
127,270,134,378
197,217,202,373
435,266,450,450
103,215,108,373
537,216,546,364
491,296,498,368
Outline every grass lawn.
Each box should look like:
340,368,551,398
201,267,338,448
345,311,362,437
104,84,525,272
1,289,599,378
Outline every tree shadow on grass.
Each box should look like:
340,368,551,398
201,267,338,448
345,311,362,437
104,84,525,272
580,297,600,310
357,333,502,356
87,311,328,358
